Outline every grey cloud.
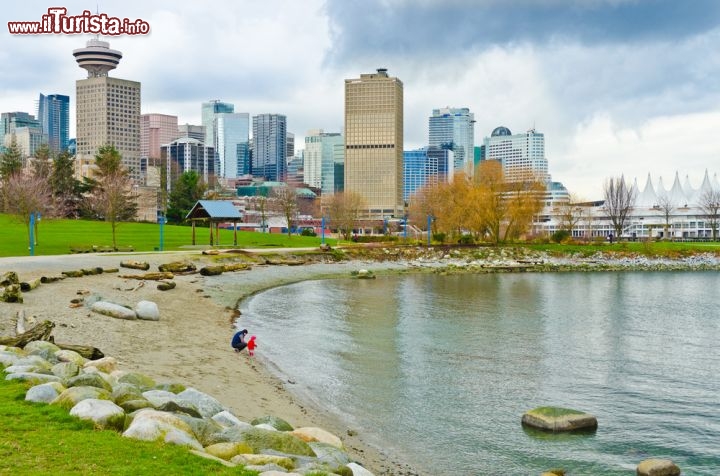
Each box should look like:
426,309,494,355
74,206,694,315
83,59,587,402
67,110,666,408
324,0,720,64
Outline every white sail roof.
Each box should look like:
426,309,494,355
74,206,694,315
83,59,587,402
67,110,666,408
637,173,658,208
668,172,688,207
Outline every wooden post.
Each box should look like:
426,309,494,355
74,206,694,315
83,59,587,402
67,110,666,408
215,222,219,246
233,221,238,246
192,220,196,245
209,220,213,246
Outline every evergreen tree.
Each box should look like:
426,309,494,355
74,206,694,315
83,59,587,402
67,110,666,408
166,171,206,223
50,151,83,217
0,135,24,179
31,143,53,180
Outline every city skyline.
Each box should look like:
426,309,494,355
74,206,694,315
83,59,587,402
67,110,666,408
2,1,720,199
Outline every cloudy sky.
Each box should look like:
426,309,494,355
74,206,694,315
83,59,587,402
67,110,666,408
3,0,720,199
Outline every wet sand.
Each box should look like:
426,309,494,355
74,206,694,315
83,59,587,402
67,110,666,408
0,251,418,475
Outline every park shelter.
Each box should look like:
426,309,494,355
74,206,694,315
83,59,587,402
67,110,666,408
185,200,242,246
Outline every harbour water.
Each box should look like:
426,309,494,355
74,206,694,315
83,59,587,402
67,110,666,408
240,271,720,475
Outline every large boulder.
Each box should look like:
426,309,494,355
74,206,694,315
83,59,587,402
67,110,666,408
142,389,177,407
25,382,66,403
212,410,250,429
117,372,156,390
52,385,112,411
55,349,87,367
636,459,681,476
308,442,352,468
70,398,126,431
521,407,598,432
51,362,80,380
135,301,160,321
251,415,294,431
66,372,113,392
233,454,295,470
0,351,22,368
14,355,53,372
6,372,62,385
174,387,224,418
204,441,255,461
118,399,154,413
111,382,145,405
122,409,202,450
84,357,118,374
91,301,137,320
236,427,316,457
174,414,224,446
292,427,344,449
24,341,61,361
153,382,186,394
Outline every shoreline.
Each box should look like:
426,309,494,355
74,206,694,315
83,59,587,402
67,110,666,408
2,246,720,475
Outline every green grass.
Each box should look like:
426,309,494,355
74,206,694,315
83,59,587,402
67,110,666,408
0,375,255,475
0,214,335,257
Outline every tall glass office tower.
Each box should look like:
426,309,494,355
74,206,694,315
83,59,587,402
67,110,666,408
304,129,343,191
252,114,287,181
428,107,474,177
201,100,234,149
38,94,70,153
216,113,250,178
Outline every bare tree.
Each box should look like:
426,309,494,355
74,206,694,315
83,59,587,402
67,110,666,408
699,189,720,241
82,146,138,248
253,195,270,233
603,176,636,239
271,184,298,237
557,193,587,236
0,172,55,248
655,194,675,240
323,192,367,240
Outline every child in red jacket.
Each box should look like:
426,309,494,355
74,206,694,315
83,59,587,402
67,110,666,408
247,335,257,356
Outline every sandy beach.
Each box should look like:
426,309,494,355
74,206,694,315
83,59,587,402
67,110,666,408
0,251,418,476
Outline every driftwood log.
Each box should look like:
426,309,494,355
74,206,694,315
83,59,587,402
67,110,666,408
1,284,23,303
0,320,104,359
1,271,19,286
199,263,251,276
0,320,55,347
120,272,174,281
157,281,176,291
40,275,65,283
120,260,150,271
158,261,197,274
20,278,42,292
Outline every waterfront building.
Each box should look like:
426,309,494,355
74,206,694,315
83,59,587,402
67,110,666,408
403,146,452,201
201,100,234,149
344,68,404,218
74,39,141,181
216,113,250,179
252,113,287,181
38,94,70,153
482,126,549,183
536,171,720,240
178,124,205,142
428,107,474,176
141,113,178,160
161,137,215,190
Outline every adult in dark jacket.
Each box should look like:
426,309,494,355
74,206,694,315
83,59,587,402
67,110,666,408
231,329,248,352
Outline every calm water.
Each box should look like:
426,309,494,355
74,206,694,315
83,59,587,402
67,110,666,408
241,272,720,475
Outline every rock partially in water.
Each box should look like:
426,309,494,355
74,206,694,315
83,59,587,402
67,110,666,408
636,458,681,476
521,406,597,432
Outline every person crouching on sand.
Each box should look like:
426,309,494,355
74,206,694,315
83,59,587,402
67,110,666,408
231,329,248,353
247,335,257,356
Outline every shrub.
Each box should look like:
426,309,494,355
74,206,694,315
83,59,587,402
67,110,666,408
551,230,571,243
433,232,446,243
300,228,317,237
457,234,474,245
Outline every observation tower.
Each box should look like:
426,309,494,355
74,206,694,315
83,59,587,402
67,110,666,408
73,39,122,78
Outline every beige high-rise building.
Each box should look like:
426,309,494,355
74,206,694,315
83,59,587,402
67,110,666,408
344,68,404,218
74,40,141,182
141,113,178,160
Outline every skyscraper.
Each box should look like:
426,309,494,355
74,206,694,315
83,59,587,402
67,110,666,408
304,129,343,191
344,68,404,218
178,124,205,142
74,39,141,181
1,111,46,157
161,137,216,189
215,113,250,178
38,94,70,153
252,114,287,181
141,113,178,160
428,107,474,176
482,126,549,183
201,100,234,149
403,146,452,201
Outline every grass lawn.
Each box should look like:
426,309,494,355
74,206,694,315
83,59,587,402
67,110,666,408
0,214,336,257
517,240,720,257
0,375,254,475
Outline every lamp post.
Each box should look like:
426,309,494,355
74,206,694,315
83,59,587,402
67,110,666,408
158,215,166,251
29,212,37,256
427,215,434,247
321,216,326,245
403,215,408,241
